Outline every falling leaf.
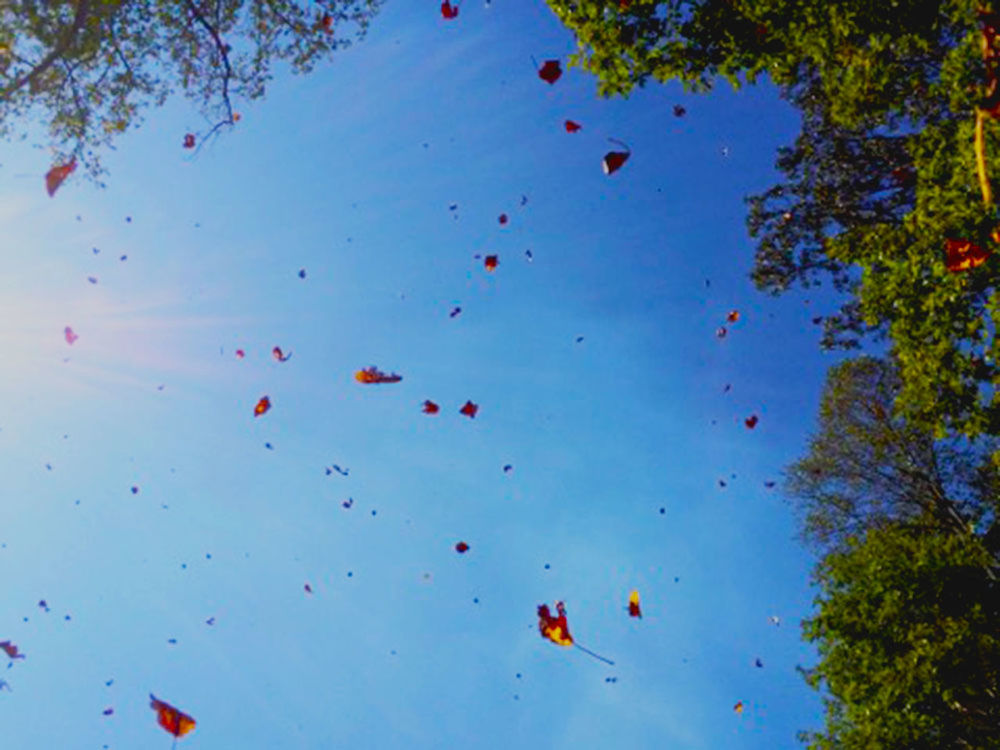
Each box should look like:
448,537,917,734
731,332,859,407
628,590,642,618
298,268,307,279
149,694,196,739
254,396,271,417
564,120,582,132
272,346,292,362
733,701,744,714
304,583,313,594
441,0,459,19
525,249,533,262
422,400,440,414
945,237,992,272
87,276,98,284
755,658,764,668
320,13,333,31
45,158,76,197
455,541,469,553
342,498,353,509
502,464,513,473
38,600,49,612
355,366,402,384
64,326,79,345
183,133,195,149
602,139,631,175
449,306,462,318
673,104,686,117
103,707,114,716
484,255,498,272
769,615,781,626
460,400,479,418
764,481,776,488
726,310,740,323
0,641,24,659
499,213,508,225
537,601,573,646
716,327,727,339
235,349,245,359
538,59,562,84
327,464,349,476
745,415,759,429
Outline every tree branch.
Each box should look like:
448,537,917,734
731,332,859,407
0,0,92,100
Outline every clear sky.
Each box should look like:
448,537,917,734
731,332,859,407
0,2,853,748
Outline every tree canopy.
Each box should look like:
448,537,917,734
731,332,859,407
548,0,1000,441
0,0,381,182
801,521,1000,749
784,356,1000,557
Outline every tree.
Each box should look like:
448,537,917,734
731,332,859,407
0,0,381,183
547,0,1000,441
785,356,1000,557
800,521,1000,749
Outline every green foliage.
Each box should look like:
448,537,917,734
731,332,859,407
549,0,1000,440
785,356,1000,555
801,522,1000,749
0,0,382,182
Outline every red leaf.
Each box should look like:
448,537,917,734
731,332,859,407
498,213,508,225
441,1,459,19
484,255,498,272
455,541,469,553
321,13,333,32
0,641,25,660
422,400,440,414
64,326,79,345
45,158,76,197
183,133,196,149
272,346,292,362
564,119,582,132
460,400,479,418
602,151,630,175
538,60,562,84
745,415,759,429
235,349,245,359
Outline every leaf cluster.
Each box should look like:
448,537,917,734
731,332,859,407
0,0,382,181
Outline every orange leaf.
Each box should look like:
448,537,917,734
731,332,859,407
537,601,573,646
45,158,76,197
254,396,271,417
355,366,402,384
945,238,992,272
149,694,196,738
628,590,642,618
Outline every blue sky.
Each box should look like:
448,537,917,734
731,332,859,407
0,2,854,747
